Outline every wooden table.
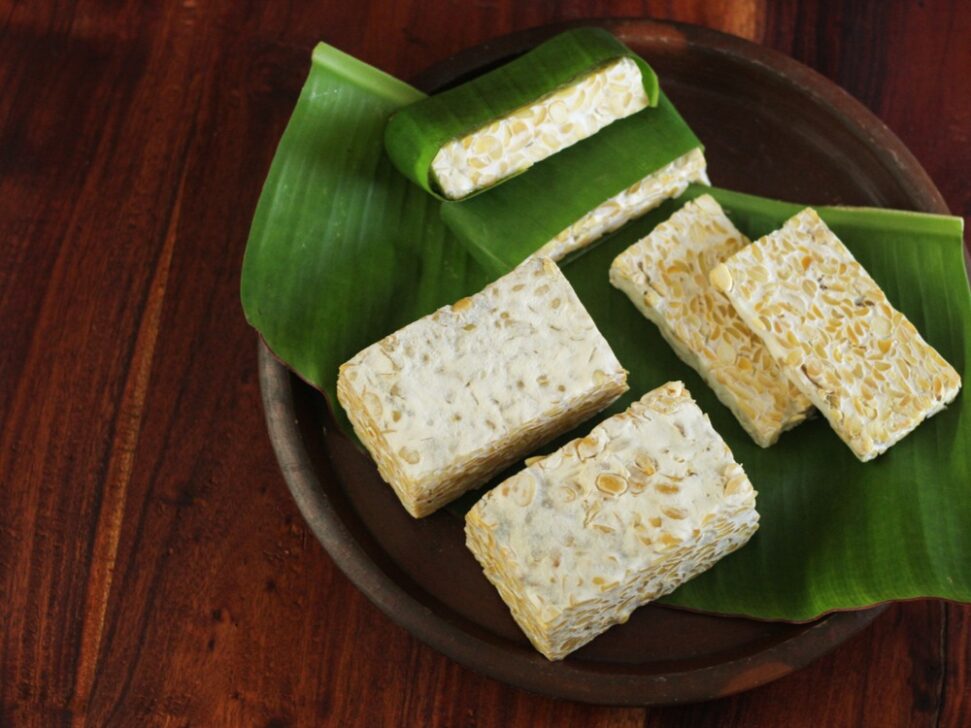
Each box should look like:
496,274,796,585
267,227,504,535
2,1,969,725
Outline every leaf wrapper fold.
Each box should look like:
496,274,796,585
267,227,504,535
384,28,660,200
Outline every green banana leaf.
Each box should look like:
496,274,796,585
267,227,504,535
241,43,491,435
241,43,971,622
440,93,701,276
384,27,659,200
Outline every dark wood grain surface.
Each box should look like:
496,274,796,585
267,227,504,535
1,1,968,725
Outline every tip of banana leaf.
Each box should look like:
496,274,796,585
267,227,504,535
311,42,424,108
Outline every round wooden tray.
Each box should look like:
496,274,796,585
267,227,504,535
259,19,951,705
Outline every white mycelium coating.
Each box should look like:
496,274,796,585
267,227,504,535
337,257,629,517
710,208,962,461
431,57,650,199
535,148,709,263
609,194,813,446
465,382,759,660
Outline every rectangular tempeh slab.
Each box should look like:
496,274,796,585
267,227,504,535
337,257,628,518
709,208,962,461
465,381,759,660
609,194,813,447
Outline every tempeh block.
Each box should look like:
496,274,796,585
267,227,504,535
609,194,813,447
465,381,759,660
709,208,962,461
337,257,629,518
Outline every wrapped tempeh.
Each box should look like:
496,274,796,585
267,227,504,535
441,94,707,276
385,28,659,200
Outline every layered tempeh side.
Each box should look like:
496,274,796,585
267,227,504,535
431,57,650,200
710,208,962,461
337,257,628,517
610,194,813,446
465,382,759,660
536,148,709,263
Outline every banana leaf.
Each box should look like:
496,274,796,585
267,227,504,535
440,93,701,276
241,44,971,622
384,27,659,200
241,43,490,434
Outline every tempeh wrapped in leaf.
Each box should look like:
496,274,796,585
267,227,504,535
385,28,659,200
442,94,707,276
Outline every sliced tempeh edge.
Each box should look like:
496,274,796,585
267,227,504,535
610,194,813,446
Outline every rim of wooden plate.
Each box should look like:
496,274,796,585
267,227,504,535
257,18,963,705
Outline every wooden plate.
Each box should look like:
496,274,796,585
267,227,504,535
258,19,952,704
